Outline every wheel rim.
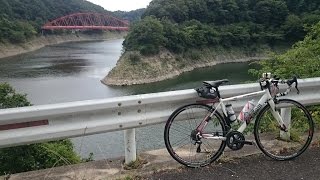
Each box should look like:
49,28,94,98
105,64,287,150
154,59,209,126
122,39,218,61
165,104,226,167
255,100,313,160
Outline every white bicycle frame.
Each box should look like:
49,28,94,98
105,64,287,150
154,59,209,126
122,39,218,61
200,88,285,140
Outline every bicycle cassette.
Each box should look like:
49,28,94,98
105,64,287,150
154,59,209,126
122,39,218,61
226,131,245,151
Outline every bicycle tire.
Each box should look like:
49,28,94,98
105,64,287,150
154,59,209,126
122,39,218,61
254,99,314,160
164,103,227,167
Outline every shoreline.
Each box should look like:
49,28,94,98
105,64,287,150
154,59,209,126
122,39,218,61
102,49,269,86
102,57,265,86
0,32,126,59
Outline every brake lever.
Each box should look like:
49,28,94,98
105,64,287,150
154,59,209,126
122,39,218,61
294,78,300,94
286,76,300,94
293,76,300,94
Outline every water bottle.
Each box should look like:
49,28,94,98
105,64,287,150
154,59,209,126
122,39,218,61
226,104,236,122
238,100,255,122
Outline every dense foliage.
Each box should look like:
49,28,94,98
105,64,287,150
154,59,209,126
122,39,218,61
0,83,81,175
250,22,320,79
123,0,320,55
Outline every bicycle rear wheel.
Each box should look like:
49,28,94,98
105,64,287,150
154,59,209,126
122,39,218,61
164,104,227,167
254,99,314,160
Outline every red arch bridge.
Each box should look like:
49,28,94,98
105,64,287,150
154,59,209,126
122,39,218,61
42,13,129,31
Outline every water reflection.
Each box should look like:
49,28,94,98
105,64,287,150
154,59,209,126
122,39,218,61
1,59,90,78
0,40,121,79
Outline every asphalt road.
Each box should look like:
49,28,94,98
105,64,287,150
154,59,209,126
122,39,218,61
143,147,320,180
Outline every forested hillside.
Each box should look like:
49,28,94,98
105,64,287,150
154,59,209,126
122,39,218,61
123,0,320,55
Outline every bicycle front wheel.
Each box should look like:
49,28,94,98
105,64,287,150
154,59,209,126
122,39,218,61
254,99,314,160
164,104,227,167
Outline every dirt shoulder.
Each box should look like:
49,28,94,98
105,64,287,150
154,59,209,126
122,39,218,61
0,32,126,59
102,47,270,86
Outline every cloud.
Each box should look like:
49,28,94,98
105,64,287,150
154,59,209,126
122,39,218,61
86,0,151,11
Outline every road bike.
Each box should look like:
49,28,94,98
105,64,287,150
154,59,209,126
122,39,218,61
164,73,314,167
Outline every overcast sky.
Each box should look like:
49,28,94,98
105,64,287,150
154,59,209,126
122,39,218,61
86,0,152,11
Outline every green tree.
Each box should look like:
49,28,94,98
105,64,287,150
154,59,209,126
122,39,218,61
143,0,189,23
281,14,304,42
161,19,186,53
254,0,289,27
123,16,166,55
301,11,320,30
0,83,81,175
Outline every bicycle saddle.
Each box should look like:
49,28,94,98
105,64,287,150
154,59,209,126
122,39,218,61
203,79,229,88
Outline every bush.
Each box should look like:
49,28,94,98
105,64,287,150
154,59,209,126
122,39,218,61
183,50,201,60
0,83,81,175
0,141,81,175
139,44,160,56
129,52,141,64
0,83,31,108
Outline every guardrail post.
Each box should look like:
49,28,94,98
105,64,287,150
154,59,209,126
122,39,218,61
124,128,137,164
280,107,291,140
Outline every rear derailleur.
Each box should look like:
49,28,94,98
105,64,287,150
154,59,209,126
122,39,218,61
191,130,202,153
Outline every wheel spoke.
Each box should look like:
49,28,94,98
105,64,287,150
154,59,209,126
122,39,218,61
170,126,193,136
201,140,216,153
170,136,190,149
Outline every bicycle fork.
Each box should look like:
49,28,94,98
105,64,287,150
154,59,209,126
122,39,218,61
268,99,288,132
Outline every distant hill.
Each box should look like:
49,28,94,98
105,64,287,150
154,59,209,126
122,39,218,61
0,0,143,43
113,8,145,22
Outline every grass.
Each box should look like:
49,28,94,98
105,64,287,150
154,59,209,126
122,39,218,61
123,157,148,170
116,175,142,180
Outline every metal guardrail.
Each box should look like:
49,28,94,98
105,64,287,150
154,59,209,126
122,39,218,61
0,77,320,163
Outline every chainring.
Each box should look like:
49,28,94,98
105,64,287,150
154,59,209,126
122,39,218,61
226,131,245,150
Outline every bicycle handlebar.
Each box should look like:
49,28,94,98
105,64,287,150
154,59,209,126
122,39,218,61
278,76,300,94
260,75,300,97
